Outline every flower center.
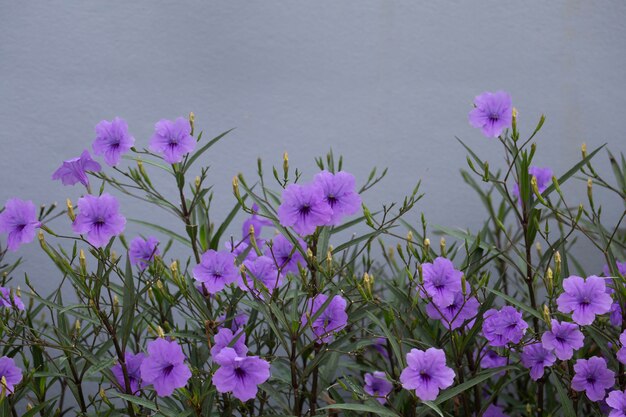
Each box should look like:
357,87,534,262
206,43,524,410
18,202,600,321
163,364,175,377
419,370,431,382
15,223,26,232
94,217,106,228
326,194,337,207
235,367,247,379
489,112,500,122
298,204,311,217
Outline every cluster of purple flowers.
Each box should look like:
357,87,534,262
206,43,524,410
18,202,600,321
277,170,361,236
420,257,479,330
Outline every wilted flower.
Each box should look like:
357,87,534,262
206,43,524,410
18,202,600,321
400,348,455,401
617,331,626,365
93,117,135,166
129,236,160,270
0,287,24,311
557,275,612,325
301,294,348,343
72,193,126,248
277,183,333,236
0,356,22,395
425,291,479,330
541,320,584,360
265,234,306,274
52,150,101,187
363,371,393,404
312,170,361,225
607,389,626,417
420,257,463,308
571,356,615,402
211,328,248,358
0,198,40,251
481,306,528,346
468,91,513,138
213,347,270,401
140,338,192,397
480,350,507,369
192,250,239,294
111,352,144,395
149,117,195,164
242,255,283,295
520,343,556,380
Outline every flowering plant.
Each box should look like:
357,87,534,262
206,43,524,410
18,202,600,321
0,92,624,417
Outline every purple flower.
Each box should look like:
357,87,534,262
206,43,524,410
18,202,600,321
468,91,513,138
129,236,160,270
420,257,463,308
426,291,479,330
480,350,507,369
72,193,126,248
0,287,24,311
213,347,270,401
607,389,626,417
225,240,258,263
242,256,283,296
149,117,195,164
52,150,101,187
218,311,249,332
372,337,389,359
192,250,239,294
140,338,192,397
0,356,22,395
483,404,508,417
265,234,306,274
111,352,144,395
93,117,135,166
0,198,40,251
364,371,393,404
520,343,556,380
617,331,626,365
211,328,248,358
400,348,455,401
571,356,615,402
557,275,612,325
603,260,626,278
481,306,528,347
277,183,333,236
242,204,273,240
610,302,622,327
513,166,553,200
312,170,361,225
301,294,348,343
541,320,584,360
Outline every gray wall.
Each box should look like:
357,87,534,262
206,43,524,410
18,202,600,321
1,1,625,291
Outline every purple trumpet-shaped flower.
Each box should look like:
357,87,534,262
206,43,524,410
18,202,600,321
425,291,479,330
149,117,195,164
265,234,306,274
242,204,273,241
520,343,556,380
111,352,144,395
140,339,191,397
0,356,22,395
0,287,24,311
468,91,513,138
301,294,348,343
213,347,270,401
607,389,626,417
72,193,126,248
211,328,248,358
363,371,393,404
571,356,615,402
52,150,101,187
557,275,612,326
129,236,160,270
480,350,507,369
617,331,626,365
0,198,40,251
420,257,463,308
541,320,584,360
192,250,239,294
312,170,361,225
481,306,528,347
241,256,283,296
277,183,333,236
400,348,455,401
93,117,135,166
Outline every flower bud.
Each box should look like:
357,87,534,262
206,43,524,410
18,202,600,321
461,274,467,295
283,151,289,179
535,241,542,257
110,251,118,263
232,176,241,200
440,238,446,257
417,264,423,285
542,304,551,327
195,176,201,189
581,142,587,159
363,272,373,299
546,267,554,296
587,178,594,207
424,238,430,252
66,198,75,221
189,111,195,136
554,251,562,279
156,326,165,338
79,249,87,273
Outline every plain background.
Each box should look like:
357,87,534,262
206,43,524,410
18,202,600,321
1,1,625,293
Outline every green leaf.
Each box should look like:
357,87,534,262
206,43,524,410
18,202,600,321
184,128,235,174
551,372,576,417
483,287,543,321
434,366,517,405
318,402,401,416
129,219,191,247
116,393,159,411
120,256,135,348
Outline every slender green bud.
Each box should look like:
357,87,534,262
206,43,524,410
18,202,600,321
543,305,551,328
546,267,554,296
189,112,195,136
66,198,75,221
440,237,446,257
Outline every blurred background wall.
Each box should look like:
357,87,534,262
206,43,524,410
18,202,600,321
1,1,624,291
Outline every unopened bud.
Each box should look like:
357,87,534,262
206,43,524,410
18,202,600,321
156,326,165,338
306,248,314,260
38,231,46,246
543,305,551,328
232,176,241,200
417,264,423,284
546,267,553,295
531,176,547,205
195,176,201,189
363,272,373,299
555,251,562,278
283,152,289,178
110,251,118,263
587,178,594,206
461,274,467,295
440,238,446,256
189,111,195,136
79,249,86,272
66,198,75,221
581,143,587,159
26,403,33,411
74,319,81,334
424,238,430,252
535,242,542,257
113,295,120,315
99,387,107,401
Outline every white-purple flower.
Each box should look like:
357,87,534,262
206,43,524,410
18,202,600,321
140,338,191,397
129,236,160,270
425,291,479,330
212,347,270,401
607,389,626,417
277,183,333,236
617,330,626,365
0,198,40,251
264,234,306,274
481,306,528,347
557,275,612,326
211,328,248,358
0,356,22,395
541,320,584,360
111,352,144,395
192,250,239,294
301,294,348,343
